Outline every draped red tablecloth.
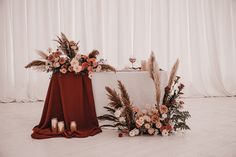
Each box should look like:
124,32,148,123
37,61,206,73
31,72,102,139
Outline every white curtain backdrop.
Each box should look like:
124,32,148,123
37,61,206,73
0,0,236,102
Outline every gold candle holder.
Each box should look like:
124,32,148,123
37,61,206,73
70,121,77,132
51,118,58,133
58,121,65,133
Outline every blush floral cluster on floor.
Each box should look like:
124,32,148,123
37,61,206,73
98,53,191,137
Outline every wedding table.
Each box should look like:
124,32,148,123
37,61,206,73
91,71,168,116
31,70,168,139
31,72,102,139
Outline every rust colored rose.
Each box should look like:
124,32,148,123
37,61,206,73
159,105,168,114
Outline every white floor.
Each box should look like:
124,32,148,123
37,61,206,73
0,97,236,157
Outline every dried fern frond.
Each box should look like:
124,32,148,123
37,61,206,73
88,50,99,58
118,80,130,105
117,81,134,129
35,50,48,59
168,59,179,87
55,33,77,59
148,51,161,106
105,86,123,109
97,114,118,122
147,51,155,80
100,64,116,72
25,60,46,68
103,106,116,114
99,123,125,128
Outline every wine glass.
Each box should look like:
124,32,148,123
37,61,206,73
129,56,136,69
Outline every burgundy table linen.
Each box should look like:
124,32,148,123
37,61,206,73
31,72,102,139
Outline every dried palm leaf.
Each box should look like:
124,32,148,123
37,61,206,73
35,50,48,59
105,86,123,109
54,33,77,59
168,59,179,87
60,32,69,42
100,64,116,72
148,51,161,106
25,60,46,68
118,80,130,104
97,114,118,122
88,50,99,58
99,123,125,128
103,106,116,113
117,81,134,129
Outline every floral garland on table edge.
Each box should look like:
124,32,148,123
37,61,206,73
25,33,116,78
98,52,191,137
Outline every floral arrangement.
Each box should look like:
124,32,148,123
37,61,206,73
25,33,116,77
98,52,191,137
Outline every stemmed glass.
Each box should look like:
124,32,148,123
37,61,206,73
129,56,136,69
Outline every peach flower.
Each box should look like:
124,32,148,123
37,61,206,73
159,105,168,114
155,122,162,128
151,115,160,123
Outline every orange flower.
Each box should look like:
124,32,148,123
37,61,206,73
159,105,168,114
59,57,66,64
151,114,160,123
82,62,89,69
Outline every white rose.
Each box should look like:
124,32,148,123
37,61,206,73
54,57,60,62
114,109,122,117
154,129,159,135
96,65,102,72
129,130,135,137
73,65,82,73
144,123,151,129
143,115,151,122
88,73,93,79
139,117,144,123
119,117,126,123
134,129,139,135
155,122,162,128
162,114,167,119
53,62,60,68
70,58,79,66
160,113,167,120
162,129,169,136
